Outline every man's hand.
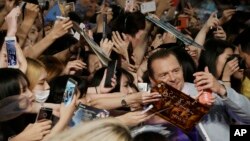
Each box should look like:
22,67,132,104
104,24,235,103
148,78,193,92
193,67,227,97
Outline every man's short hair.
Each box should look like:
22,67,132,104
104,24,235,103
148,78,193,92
234,27,250,54
147,48,180,78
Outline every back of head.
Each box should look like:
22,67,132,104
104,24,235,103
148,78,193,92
39,55,64,82
111,11,145,37
26,58,45,90
199,39,235,77
50,118,132,141
0,68,29,100
133,131,168,141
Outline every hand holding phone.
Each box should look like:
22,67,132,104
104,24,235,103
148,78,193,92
104,60,118,87
5,37,18,68
63,78,78,106
36,107,53,121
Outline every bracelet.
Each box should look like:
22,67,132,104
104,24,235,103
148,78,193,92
222,80,230,82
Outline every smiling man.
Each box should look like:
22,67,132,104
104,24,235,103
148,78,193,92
147,48,250,141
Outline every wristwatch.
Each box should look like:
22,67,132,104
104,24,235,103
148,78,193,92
121,95,128,107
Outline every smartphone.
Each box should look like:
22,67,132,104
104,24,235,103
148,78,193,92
63,78,78,106
138,83,151,92
140,1,156,14
102,14,107,39
176,16,189,29
70,103,109,127
36,107,53,121
104,60,118,87
5,37,18,68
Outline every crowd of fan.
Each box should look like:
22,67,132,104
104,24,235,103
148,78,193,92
1,0,250,141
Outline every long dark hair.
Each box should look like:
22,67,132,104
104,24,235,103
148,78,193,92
0,68,29,100
198,39,235,78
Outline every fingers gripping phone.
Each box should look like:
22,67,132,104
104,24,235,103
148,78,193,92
5,37,18,68
63,78,78,106
36,107,53,121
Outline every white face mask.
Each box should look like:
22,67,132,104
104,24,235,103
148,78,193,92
33,90,50,103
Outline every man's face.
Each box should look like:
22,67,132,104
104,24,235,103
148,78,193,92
239,45,250,69
150,54,184,90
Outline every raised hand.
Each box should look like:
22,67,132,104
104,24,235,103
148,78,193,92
204,12,220,31
121,58,137,73
5,6,20,36
63,59,87,75
97,69,117,94
23,3,39,21
151,34,163,49
213,26,227,40
49,18,73,39
219,9,236,25
221,57,239,81
193,67,227,97
112,31,129,59
183,2,195,17
16,43,27,73
100,38,113,57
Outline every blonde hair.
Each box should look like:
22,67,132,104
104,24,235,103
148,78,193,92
39,56,64,82
26,58,46,90
50,118,132,141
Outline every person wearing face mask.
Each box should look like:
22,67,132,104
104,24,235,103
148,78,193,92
26,58,50,104
0,68,52,141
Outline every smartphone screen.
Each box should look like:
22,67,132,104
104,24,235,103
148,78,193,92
5,37,17,68
36,107,53,121
104,60,117,87
63,78,78,106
